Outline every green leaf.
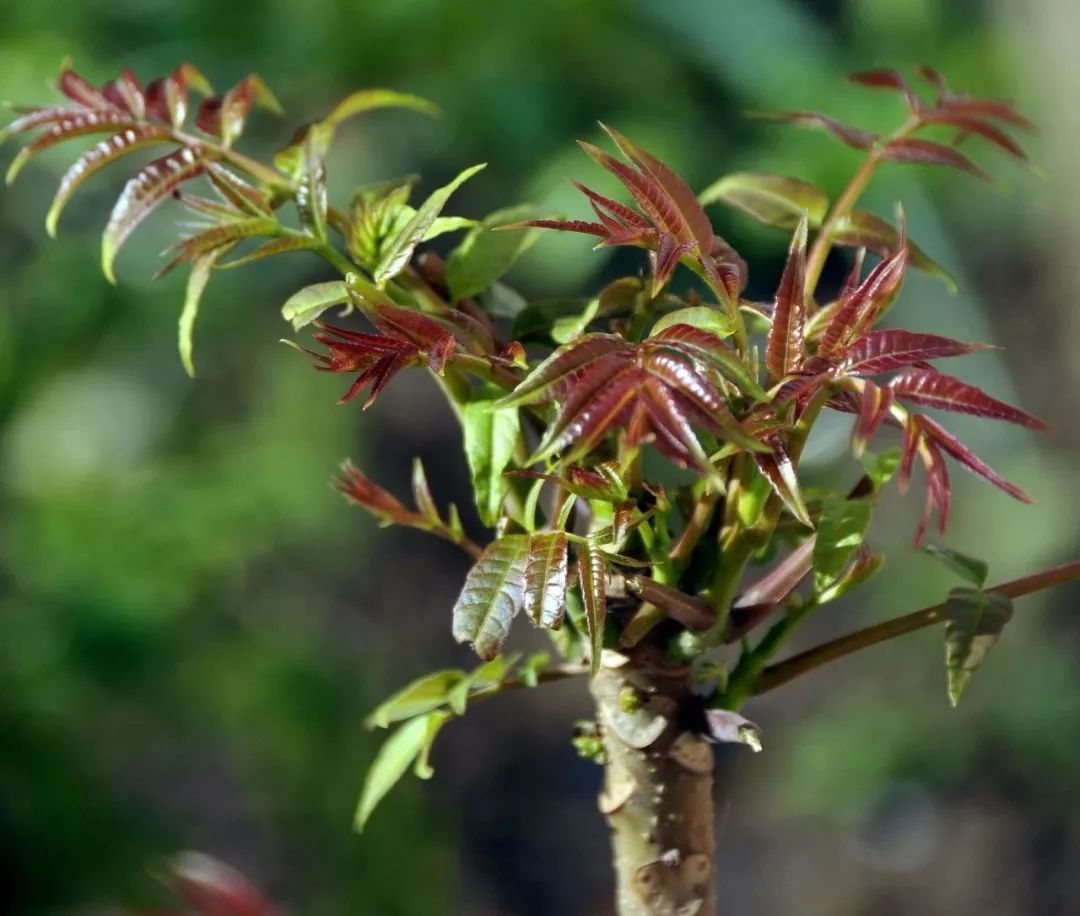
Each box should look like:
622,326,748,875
366,670,466,729
815,551,884,604
831,211,957,292
323,89,439,130
813,494,873,592
446,205,542,301
699,171,829,229
451,535,530,660
373,163,486,285
519,651,551,687
446,652,520,715
355,711,450,831
461,392,520,526
859,447,901,493
924,544,989,588
942,587,1013,705
179,243,237,377
578,539,607,676
551,298,600,344
650,306,734,339
422,215,478,241
281,280,349,330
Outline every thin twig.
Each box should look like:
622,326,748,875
753,559,1080,696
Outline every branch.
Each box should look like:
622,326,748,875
753,559,1080,696
469,663,589,703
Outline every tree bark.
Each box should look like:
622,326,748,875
590,645,716,916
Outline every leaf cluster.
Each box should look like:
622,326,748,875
3,63,1047,828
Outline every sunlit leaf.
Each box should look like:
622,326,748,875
942,587,1013,706
699,171,828,229
599,123,714,249
523,532,569,628
578,539,607,675
451,535,530,660
813,494,873,592
366,670,466,728
281,280,349,330
889,369,1046,429
765,213,808,379
842,329,986,376
355,711,451,831
41,126,174,236
102,147,207,282
446,205,542,300
650,307,733,339
373,163,486,284
754,441,812,528
179,242,237,377
462,392,520,527
323,88,439,129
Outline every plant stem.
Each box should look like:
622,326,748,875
591,647,717,916
753,559,1080,696
803,115,920,298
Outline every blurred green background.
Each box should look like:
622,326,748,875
1,1,1078,913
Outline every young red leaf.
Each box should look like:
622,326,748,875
921,111,1028,161
102,67,145,118
452,534,530,661
206,163,273,216
577,540,607,675
572,180,649,229
765,212,808,379
4,110,149,184
916,414,1033,503
646,323,767,401
530,362,640,465
851,380,895,456
644,351,766,454
335,459,425,527
882,138,989,181
102,146,208,282
935,98,1036,133
916,437,951,544
650,233,697,296
624,575,714,631
889,368,1046,429
196,74,282,147
848,68,917,104
578,140,695,244
599,123,714,250
41,125,177,237
167,851,277,916
57,68,111,108
497,333,630,407
156,218,278,279
523,532,569,629
753,110,878,150
754,440,812,527
842,329,987,376
819,241,909,355
638,374,715,473
513,217,608,238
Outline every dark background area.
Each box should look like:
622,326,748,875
1,1,1078,913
